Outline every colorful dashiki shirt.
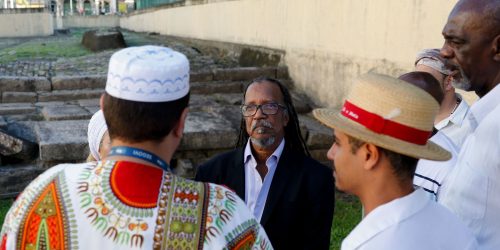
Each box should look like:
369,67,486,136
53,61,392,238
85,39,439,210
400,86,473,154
1,160,273,250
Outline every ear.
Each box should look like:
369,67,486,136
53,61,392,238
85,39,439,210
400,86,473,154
361,143,381,171
173,108,189,138
494,34,500,62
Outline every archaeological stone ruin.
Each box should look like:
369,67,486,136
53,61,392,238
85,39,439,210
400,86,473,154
0,32,333,199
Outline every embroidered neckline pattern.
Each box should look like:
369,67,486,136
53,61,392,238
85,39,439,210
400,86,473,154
77,161,156,248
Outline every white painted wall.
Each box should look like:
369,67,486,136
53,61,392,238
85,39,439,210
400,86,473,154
0,12,54,37
120,0,463,108
62,15,120,28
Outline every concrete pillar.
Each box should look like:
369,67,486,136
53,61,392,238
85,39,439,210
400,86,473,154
110,0,116,14
9,0,14,8
94,0,99,14
69,0,73,14
56,2,63,28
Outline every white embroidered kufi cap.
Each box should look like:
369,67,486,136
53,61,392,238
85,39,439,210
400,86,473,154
87,110,107,161
105,45,190,102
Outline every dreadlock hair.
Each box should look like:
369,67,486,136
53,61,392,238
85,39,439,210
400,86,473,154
236,77,310,157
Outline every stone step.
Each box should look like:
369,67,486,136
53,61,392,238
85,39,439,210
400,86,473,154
0,164,45,199
0,109,332,198
0,66,288,93
2,110,332,162
37,89,104,102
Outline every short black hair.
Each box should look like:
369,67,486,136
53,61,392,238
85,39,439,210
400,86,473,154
102,92,190,143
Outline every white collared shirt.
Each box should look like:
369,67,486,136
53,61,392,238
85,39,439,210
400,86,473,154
413,131,459,200
243,138,285,222
435,94,470,149
342,189,477,250
439,84,500,249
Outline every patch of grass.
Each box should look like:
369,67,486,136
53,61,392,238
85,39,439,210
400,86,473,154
330,193,362,250
0,199,14,229
0,40,91,63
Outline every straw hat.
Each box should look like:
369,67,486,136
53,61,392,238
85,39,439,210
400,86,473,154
313,73,451,161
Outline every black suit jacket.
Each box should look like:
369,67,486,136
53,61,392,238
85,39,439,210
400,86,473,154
195,145,335,250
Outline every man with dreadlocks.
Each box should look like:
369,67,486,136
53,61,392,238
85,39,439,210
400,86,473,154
195,77,335,249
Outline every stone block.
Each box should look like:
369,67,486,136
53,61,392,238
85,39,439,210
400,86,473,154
173,158,195,179
82,30,126,52
0,116,7,128
84,106,100,115
34,101,66,107
42,105,91,121
190,71,213,82
190,81,243,95
5,121,38,143
51,75,106,90
2,92,37,103
78,98,100,107
298,114,333,149
37,89,103,102
0,165,45,198
199,105,242,128
0,103,36,115
213,67,277,81
36,120,89,161
189,95,218,107
291,92,312,114
309,149,330,163
212,93,243,106
238,48,282,67
0,130,22,155
0,77,50,92
0,130,38,160
277,66,291,80
179,111,238,150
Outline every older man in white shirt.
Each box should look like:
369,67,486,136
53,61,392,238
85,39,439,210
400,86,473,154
314,73,477,250
437,0,500,249
415,48,470,148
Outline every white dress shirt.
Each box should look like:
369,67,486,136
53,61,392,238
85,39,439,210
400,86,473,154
243,138,284,222
439,84,500,249
413,131,459,200
435,94,470,149
342,189,477,250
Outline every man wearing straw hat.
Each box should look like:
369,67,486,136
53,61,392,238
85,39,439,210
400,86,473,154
313,73,477,249
0,46,272,250
437,0,500,248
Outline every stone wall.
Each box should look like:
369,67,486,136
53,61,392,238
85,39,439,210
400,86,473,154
120,0,462,108
62,15,120,28
0,9,54,37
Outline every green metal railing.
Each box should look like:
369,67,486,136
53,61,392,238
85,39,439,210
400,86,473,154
135,0,182,10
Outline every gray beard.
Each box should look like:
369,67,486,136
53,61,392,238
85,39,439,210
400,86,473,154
250,136,276,148
452,68,472,90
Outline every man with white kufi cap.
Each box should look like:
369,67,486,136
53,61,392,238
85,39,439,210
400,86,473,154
0,46,273,250
313,73,477,249
86,109,110,162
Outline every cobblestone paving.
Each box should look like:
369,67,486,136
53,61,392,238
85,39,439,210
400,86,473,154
0,29,239,77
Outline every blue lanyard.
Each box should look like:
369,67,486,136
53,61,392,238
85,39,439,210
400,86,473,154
108,146,171,172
